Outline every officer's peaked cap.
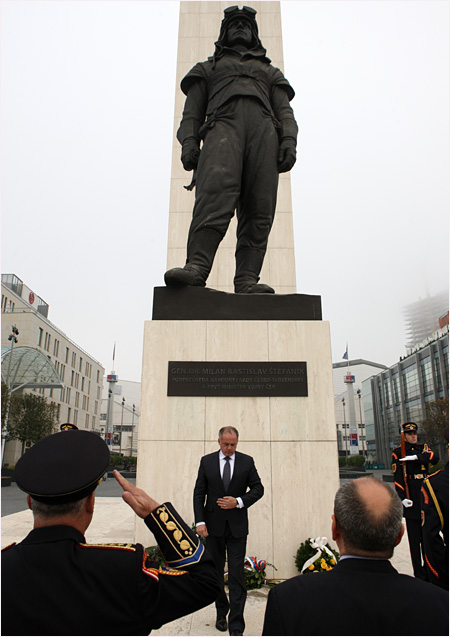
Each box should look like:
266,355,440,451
401,422,418,433
15,430,110,504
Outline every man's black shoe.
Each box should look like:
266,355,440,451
230,631,243,636
215,616,227,632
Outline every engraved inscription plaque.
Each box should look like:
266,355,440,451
167,362,308,397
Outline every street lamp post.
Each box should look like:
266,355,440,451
120,397,125,456
2,325,19,467
342,398,348,456
130,404,135,457
356,389,365,456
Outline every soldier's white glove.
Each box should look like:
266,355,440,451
402,499,413,507
399,455,418,461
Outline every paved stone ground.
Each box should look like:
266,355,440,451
1,472,134,517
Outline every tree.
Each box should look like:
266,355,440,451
7,392,57,455
1,382,10,431
421,398,449,460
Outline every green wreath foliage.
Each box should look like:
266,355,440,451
295,540,339,574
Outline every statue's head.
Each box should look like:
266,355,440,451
217,6,262,50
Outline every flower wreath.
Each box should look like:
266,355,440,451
295,537,339,573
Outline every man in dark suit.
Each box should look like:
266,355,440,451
262,477,448,636
194,426,264,636
2,427,221,636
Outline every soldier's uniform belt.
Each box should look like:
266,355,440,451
408,473,427,480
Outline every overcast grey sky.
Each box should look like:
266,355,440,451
1,0,449,382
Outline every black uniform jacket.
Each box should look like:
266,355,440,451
262,557,449,636
421,462,449,589
392,441,439,519
1,502,221,636
193,450,263,537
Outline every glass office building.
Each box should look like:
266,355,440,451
362,331,448,466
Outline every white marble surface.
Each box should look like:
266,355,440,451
139,319,339,578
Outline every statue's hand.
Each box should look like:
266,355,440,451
181,138,201,171
277,138,297,173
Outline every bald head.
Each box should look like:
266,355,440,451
334,477,403,558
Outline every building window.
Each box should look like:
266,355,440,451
97,370,100,383
75,392,80,408
81,377,85,392
85,413,90,428
65,347,69,363
38,328,43,347
71,352,76,368
66,388,71,403
79,357,83,372
67,407,71,421
60,364,65,382
53,339,59,358
74,410,78,426
60,387,65,402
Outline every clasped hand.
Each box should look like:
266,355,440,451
217,496,237,510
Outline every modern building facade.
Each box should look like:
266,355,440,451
362,329,449,467
333,359,388,458
1,274,105,465
100,379,140,457
403,290,449,349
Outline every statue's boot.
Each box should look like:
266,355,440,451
234,247,275,294
164,228,222,287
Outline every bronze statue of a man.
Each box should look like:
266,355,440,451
165,5,298,294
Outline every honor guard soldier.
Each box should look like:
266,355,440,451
392,421,439,580
421,427,449,589
1,428,221,636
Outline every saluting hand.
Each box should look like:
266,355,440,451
114,470,160,519
217,496,237,510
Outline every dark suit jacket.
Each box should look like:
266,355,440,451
193,450,264,537
262,557,449,636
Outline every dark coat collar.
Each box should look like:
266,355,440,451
334,556,398,574
20,525,86,545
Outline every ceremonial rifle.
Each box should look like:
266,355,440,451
400,431,410,499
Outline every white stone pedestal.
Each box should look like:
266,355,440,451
136,313,339,579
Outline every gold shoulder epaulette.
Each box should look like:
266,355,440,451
1,543,16,552
79,542,136,552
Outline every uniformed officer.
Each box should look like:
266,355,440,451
1,427,221,636
421,427,449,589
392,421,439,579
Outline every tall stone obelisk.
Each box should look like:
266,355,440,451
136,1,339,580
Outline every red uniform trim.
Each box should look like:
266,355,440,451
425,554,439,579
1,543,16,552
394,481,405,491
421,486,429,505
142,553,160,581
